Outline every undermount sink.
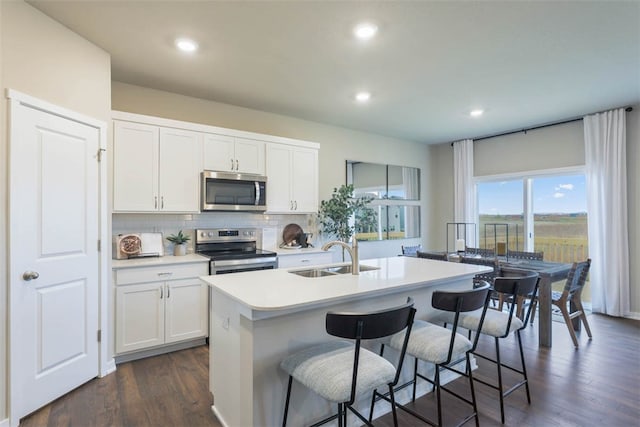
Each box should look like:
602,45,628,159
289,264,380,278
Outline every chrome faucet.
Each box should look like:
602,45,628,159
322,239,359,275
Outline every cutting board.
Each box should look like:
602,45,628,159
140,232,164,256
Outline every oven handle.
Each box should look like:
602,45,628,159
212,257,278,268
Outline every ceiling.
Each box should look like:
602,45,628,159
28,0,640,144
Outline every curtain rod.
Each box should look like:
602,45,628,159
450,106,633,146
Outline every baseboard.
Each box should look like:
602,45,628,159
0,417,10,427
100,357,117,377
114,338,207,364
625,311,640,320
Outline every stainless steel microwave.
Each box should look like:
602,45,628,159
201,171,267,212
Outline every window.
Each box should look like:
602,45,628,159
476,171,588,264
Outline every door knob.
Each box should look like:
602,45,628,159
23,271,39,281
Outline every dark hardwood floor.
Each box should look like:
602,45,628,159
20,314,639,427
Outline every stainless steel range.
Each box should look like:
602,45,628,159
195,228,278,274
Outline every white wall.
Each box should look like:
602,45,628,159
428,109,640,316
0,1,111,421
111,82,431,258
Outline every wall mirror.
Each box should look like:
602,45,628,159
347,160,421,241
346,161,420,200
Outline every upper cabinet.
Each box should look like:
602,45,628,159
203,134,265,175
113,121,202,213
266,143,318,213
112,111,319,214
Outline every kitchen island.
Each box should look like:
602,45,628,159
201,256,491,427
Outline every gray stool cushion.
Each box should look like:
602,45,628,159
389,320,472,365
280,340,395,403
441,309,524,337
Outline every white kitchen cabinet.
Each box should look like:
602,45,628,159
266,143,318,213
114,261,208,355
203,133,265,175
277,251,333,268
113,121,202,213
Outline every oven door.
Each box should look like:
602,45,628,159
201,171,267,212
210,257,278,275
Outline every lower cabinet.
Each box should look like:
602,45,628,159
114,261,208,355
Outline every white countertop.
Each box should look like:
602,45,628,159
201,256,491,315
112,253,209,269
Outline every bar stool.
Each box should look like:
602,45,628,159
280,298,416,427
370,283,492,427
455,272,539,424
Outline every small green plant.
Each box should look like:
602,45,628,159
166,230,191,245
317,184,376,242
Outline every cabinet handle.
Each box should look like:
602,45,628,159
294,200,298,210
230,159,234,170
160,287,163,299
167,287,170,298
154,196,158,209
236,159,239,170
157,272,172,276
161,196,164,209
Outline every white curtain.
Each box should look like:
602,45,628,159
453,139,477,246
584,108,629,317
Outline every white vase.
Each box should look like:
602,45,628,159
174,244,187,256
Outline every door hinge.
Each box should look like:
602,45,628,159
97,330,102,342
97,148,106,162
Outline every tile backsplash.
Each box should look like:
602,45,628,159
112,212,318,255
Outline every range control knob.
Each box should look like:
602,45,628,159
208,232,214,237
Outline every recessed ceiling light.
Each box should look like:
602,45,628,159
470,109,484,117
353,23,378,40
175,38,198,53
355,92,371,103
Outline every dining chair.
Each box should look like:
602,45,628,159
451,271,539,424
370,284,492,427
280,298,416,427
508,250,544,261
464,247,496,258
401,245,422,256
548,259,592,347
416,250,448,261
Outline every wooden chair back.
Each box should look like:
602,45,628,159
416,250,448,261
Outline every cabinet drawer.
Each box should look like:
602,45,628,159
277,252,333,269
115,262,208,285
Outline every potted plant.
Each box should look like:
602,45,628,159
167,230,191,256
317,184,376,244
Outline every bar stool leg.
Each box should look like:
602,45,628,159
388,384,399,427
495,337,505,424
517,331,531,404
467,354,480,427
282,376,293,427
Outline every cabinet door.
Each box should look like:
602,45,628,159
266,143,293,212
113,121,159,212
203,133,235,172
291,147,318,213
234,138,265,175
159,128,202,212
115,283,165,354
165,279,208,344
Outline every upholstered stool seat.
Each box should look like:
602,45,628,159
280,340,396,404
444,308,524,338
390,320,472,365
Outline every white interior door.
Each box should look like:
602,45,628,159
9,99,100,423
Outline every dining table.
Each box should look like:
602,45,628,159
499,259,573,347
